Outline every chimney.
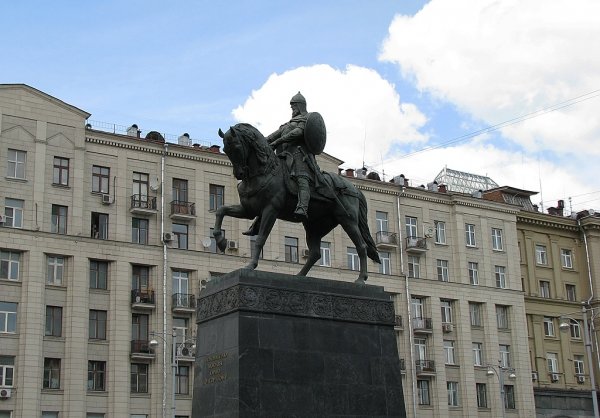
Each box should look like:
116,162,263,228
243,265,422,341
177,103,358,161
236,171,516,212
209,145,221,153
127,124,140,137
438,184,447,193
345,168,355,177
178,133,191,146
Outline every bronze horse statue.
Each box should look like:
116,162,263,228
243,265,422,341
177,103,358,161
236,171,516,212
214,123,380,283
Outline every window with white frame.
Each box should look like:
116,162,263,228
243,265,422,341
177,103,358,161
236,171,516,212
437,259,449,282
411,297,425,321
347,247,359,271
536,245,548,265
47,256,65,286
0,356,15,386
570,320,582,339
574,354,585,375
468,262,479,285
405,216,418,238
470,302,483,327
547,352,559,373
495,265,506,288
476,383,488,408
434,220,446,244
379,251,391,275
491,228,503,250
4,198,23,228
417,379,430,405
444,340,456,365
320,242,331,267
499,344,511,368
408,255,420,278
561,249,573,269
496,305,509,329
447,381,459,406
0,250,20,281
414,337,427,360
473,342,484,366
376,211,388,232
0,302,17,333
566,284,577,302
7,149,26,179
539,280,550,298
440,300,453,323
543,317,555,337
465,223,476,247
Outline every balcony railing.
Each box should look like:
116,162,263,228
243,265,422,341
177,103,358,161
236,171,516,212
130,194,157,213
170,200,196,220
131,339,153,355
415,360,436,374
405,236,428,252
375,231,398,248
131,289,155,305
172,293,196,311
412,317,433,332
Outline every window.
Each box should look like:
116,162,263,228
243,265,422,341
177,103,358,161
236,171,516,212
547,352,559,373
437,259,449,282
465,223,476,247
209,184,224,211
472,343,483,366
496,305,509,329
285,237,299,263
411,297,425,322
536,245,548,265
543,317,555,337
440,300,453,323
172,178,188,203
495,265,506,289
47,256,64,285
131,314,149,343
319,242,331,267
90,260,108,290
51,205,68,234
491,228,503,250
566,284,577,302
447,381,459,406
132,172,149,205
0,251,20,281
561,249,573,269
504,385,515,409
379,251,391,275
376,211,388,232
53,157,69,186
89,310,107,340
405,216,418,238
45,306,62,337
470,302,483,327
407,255,420,278
42,413,59,418
87,414,105,418
347,247,359,271
43,358,61,389
443,340,456,365
172,223,188,249
176,365,190,395
0,302,17,333
7,149,26,179
92,165,110,193
574,354,585,375
468,262,479,285
499,345,511,368
130,363,148,393
172,271,189,302
476,383,488,408
4,198,23,228
569,320,582,339
0,356,14,386
417,379,430,405
131,218,148,244
132,265,150,292
91,212,109,239
88,361,106,391
173,317,190,347
539,280,550,298
414,337,427,361
434,220,446,244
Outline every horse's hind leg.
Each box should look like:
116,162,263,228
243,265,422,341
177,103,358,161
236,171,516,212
297,220,335,277
340,220,369,284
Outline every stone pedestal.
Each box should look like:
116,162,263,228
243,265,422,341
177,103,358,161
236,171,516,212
192,269,406,418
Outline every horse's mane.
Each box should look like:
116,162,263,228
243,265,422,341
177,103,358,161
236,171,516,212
232,123,276,168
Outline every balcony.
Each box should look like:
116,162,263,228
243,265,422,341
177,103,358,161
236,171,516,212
130,194,157,215
412,317,433,333
394,315,403,330
170,200,196,222
172,293,196,314
415,360,436,375
405,236,428,253
131,289,156,310
131,339,155,360
375,231,398,249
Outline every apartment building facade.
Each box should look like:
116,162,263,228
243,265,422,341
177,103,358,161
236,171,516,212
0,84,535,417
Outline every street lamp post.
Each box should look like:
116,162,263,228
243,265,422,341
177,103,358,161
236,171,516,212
150,329,178,418
487,359,516,418
559,304,600,418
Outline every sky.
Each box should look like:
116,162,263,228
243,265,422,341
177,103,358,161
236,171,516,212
3,0,600,213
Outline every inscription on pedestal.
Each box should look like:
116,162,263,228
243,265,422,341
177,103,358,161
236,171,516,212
204,352,228,385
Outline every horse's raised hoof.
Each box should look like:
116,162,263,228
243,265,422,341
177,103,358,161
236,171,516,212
216,238,227,252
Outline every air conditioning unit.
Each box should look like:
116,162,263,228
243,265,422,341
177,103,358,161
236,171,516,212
442,323,454,333
163,232,173,242
577,375,586,384
551,373,560,382
0,388,11,399
302,249,310,258
0,214,6,224
227,240,238,250
531,371,538,381
101,194,114,205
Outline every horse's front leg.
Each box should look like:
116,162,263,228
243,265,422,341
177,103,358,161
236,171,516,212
245,208,278,271
213,204,250,252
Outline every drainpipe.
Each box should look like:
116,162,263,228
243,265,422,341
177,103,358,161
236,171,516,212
161,143,169,418
397,189,417,418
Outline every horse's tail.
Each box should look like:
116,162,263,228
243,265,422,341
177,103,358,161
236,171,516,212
358,190,381,264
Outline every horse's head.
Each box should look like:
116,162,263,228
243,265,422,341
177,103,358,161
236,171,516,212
219,126,248,180
218,124,275,181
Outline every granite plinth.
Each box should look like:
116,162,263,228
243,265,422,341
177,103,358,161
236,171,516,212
192,269,406,418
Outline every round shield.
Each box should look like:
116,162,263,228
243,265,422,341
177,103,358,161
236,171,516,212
304,112,327,155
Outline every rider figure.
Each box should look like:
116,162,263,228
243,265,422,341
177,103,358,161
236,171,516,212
266,91,314,220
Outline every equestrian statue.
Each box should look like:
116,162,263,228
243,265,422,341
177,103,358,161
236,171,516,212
214,92,380,283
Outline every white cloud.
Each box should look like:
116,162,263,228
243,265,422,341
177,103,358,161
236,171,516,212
232,64,428,168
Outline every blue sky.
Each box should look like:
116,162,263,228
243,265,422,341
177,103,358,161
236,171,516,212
3,0,600,212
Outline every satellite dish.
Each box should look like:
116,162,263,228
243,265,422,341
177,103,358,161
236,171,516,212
149,176,160,191
202,238,212,248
